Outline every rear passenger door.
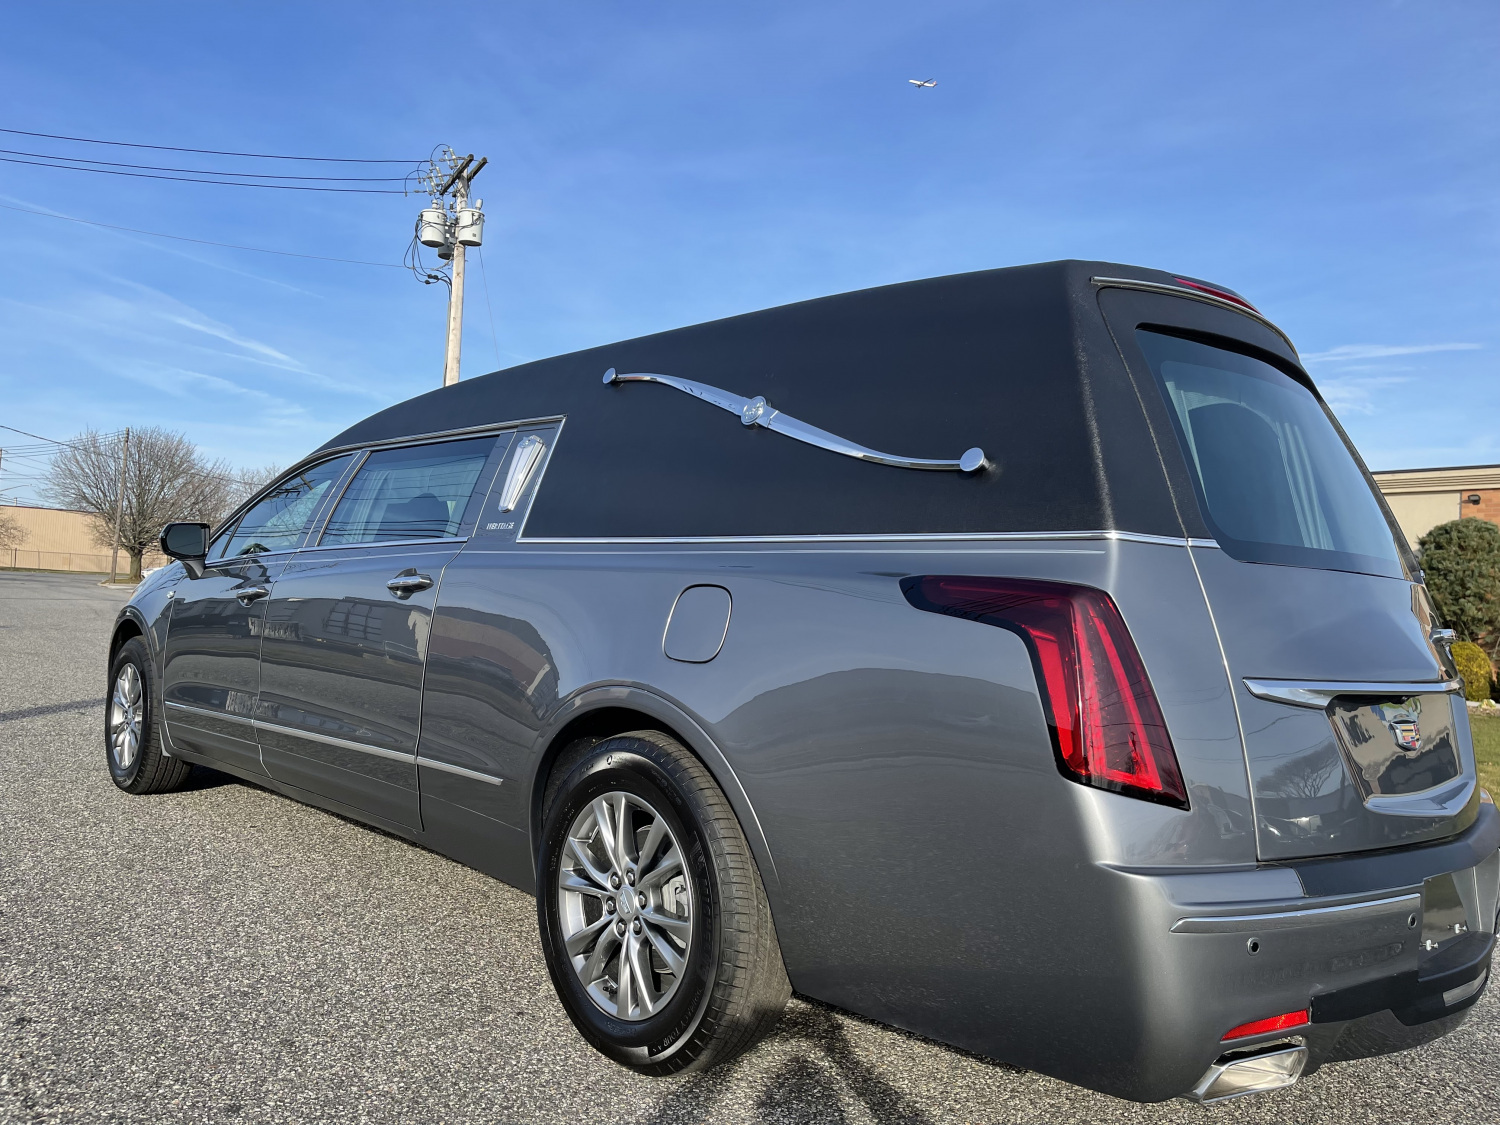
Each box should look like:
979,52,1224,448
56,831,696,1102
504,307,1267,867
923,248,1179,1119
255,434,509,830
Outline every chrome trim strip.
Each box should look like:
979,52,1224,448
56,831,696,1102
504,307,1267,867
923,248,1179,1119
165,701,254,727
251,719,418,764
1244,678,1462,709
1171,892,1420,934
418,756,505,786
206,419,564,544
297,536,469,554
518,529,1221,547
1091,276,1299,354
315,416,566,460
604,368,988,473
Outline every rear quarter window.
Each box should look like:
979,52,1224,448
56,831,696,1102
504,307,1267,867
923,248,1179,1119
1136,329,1403,578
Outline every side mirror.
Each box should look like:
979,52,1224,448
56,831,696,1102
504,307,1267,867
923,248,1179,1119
159,522,210,578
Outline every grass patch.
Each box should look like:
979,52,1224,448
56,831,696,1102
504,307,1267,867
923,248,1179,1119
1471,712,1500,798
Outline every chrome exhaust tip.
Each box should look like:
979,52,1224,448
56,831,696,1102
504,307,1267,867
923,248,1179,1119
1185,1044,1307,1104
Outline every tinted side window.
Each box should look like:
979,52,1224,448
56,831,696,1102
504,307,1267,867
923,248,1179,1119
1136,329,1401,577
215,455,356,560
320,437,495,545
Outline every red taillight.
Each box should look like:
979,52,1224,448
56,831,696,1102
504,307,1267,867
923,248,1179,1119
900,576,1189,809
1222,1010,1309,1041
1172,276,1259,312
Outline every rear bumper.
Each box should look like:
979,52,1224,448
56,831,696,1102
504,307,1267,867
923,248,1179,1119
1095,801,1500,1101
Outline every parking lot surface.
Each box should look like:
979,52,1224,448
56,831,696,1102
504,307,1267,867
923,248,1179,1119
1,570,1497,1124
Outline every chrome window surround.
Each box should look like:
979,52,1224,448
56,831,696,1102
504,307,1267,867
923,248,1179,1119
1244,678,1462,709
1090,276,1299,356
602,368,988,474
516,529,1221,548
296,535,470,554
205,418,564,547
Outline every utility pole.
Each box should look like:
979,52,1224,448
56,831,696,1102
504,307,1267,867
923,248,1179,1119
108,428,129,585
414,148,488,387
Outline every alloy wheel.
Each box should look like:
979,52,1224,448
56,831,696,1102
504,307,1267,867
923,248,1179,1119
109,663,143,771
557,791,694,1021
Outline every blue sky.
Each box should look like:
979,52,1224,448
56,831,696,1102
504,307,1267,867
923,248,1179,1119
1,1,1496,503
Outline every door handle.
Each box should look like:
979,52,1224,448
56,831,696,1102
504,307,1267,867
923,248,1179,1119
1431,628,1457,647
235,585,270,605
387,572,434,597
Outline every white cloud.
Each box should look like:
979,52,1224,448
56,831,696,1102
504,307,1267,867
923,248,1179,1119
1319,373,1412,415
1302,343,1481,363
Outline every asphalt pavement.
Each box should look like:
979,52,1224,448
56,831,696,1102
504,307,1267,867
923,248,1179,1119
1,570,1497,1124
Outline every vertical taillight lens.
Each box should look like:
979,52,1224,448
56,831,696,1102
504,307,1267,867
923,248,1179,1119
900,575,1189,809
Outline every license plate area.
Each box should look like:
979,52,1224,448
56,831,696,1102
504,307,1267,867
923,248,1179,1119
1328,693,1462,801
1421,851,1500,961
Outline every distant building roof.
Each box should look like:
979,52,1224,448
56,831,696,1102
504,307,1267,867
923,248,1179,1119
1371,465,1500,492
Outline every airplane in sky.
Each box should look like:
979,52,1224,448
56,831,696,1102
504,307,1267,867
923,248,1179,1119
908,79,937,88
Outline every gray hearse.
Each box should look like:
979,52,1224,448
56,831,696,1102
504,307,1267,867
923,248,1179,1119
108,261,1497,1104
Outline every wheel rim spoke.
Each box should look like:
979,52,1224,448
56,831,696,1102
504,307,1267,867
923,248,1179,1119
625,931,656,1017
558,870,608,898
640,905,689,942
642,920,686,977
563,836,613,891
612,793,632,869
635,818,667,877
580,924,621,986
638,844,682,889
614,931,637,1016
557,788,694,1022
564,912,612,957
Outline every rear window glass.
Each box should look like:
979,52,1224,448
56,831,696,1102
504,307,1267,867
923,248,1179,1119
320,437,495,545
1136,330,1401,578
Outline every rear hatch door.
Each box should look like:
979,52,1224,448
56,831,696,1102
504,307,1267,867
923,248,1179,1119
1099,284,1477,861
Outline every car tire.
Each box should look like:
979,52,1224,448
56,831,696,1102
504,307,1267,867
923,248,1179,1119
106,637,192,795
537,730,790,1074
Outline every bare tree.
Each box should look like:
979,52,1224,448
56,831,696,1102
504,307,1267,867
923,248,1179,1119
231,463,283,510
0,507,27,552
44,428,242,581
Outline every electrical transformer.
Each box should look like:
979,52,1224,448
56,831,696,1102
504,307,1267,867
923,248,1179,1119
455,202,485,247
418,207,450,249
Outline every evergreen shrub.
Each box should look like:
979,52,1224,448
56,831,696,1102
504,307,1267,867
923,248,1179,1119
1451,640,1494,702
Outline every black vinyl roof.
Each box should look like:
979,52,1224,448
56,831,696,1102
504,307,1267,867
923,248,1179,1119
319,260,1263,539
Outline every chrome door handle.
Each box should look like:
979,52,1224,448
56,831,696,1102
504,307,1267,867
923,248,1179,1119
235,585,270,605
386,572,434,597
1431,628,1457,647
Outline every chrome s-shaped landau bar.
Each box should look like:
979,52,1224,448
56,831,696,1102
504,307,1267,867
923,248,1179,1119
602,369,988,473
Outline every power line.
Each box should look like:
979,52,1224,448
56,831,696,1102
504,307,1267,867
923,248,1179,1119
477,245,502,369
0,200,404,268
0,147,412,182
0,126,417,164
0,155,407,193
0,423,124,446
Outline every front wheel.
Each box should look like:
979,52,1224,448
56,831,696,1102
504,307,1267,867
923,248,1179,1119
106,637,192,795
537,731,790,1074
